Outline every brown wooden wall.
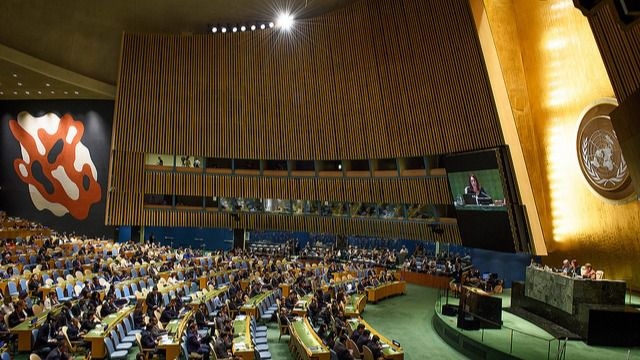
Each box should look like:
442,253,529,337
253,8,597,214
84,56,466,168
108,0,505,242
577,0,640,102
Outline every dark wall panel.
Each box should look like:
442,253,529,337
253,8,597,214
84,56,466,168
0,100,114,237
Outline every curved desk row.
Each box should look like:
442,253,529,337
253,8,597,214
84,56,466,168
346,317,404,360
158,310,194,360
365,281,406,303
233,315,255,360
345,293,367,317
289,316,330,360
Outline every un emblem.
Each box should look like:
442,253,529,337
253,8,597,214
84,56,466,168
577,98,635,202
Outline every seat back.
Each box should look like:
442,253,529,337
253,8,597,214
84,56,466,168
104,337,116,355
362,345,374,360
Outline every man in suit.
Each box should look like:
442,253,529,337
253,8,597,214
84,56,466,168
350,323,365,343
146,286,162,315
367,335,384,360
186,323,210,360
45,341,69,360
333,334,354,360
356,329,371,352
214,332,232,360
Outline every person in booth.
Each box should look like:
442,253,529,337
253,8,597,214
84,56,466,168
464,173,492,204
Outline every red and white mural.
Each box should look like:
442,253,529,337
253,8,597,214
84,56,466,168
8,112,101,220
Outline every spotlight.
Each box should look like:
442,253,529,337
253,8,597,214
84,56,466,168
276,13,294,30
268,22,274,28
260,24,266,29
232,26,237,32
221,27,227,33
212,27,218,33
240,26,246,32
251,25,256,31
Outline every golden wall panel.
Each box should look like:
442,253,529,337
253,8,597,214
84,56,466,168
481,0,640,287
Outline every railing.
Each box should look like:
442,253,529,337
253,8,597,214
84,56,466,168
435,288,564,360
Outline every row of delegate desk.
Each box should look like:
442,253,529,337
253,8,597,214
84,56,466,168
289,284,406,359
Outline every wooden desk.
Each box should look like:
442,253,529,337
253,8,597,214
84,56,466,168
344,293,367,318
158,311,193,360
232,316,254,360
240,291,273,318
289,317,330,360
345,318,404,360
189,286,227,309
365,281,406,303
84,305,135,359
10,303,67,352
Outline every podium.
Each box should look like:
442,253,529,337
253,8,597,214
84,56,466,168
457,286,502,329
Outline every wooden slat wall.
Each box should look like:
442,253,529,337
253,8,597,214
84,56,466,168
141,210,462,244
108,0,503,239
111,0,503,160
195,175,450,204
585,1,640,102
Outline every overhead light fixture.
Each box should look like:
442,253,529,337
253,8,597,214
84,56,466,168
260,24,266,29
276,13,294,31
221,27,227,33
17,82,23,86
240,26,246,32
232,26,237,32
212,27,218,33
268,22,274,28
251,25,256,31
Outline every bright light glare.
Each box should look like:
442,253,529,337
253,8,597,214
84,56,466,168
276,13,294,30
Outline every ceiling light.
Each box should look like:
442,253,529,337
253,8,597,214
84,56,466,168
221,27,227,33
13,91,17,95
268,22,274,28
276,13,294,31
12,74,17,78
240,26,246,32
232,27,237,32
45,83,50,87
50,91,55,94
64,91,68,95
0,91,3,95
74,91,79,95
37,91,42,94
260,24,266,29
25,91,30,95
17,82,22,86
251,25,256,31
212,27,217,33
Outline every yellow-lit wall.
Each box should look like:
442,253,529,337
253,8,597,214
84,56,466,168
477,0,640,288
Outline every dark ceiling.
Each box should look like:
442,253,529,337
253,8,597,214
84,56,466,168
0,0,357,100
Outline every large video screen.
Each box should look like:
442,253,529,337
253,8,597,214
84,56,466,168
444,148,521,253
445,150,506,211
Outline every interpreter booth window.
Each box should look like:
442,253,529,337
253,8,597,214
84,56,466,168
205,158,232,173
220,197,240,212
380,203,404,219
407,204,435,221
238,198,264,212
175,195,203,208
264,199,291,214
176,154,202,172
331,201,349,217
143,194,172,206
205,196,219,210
352,202,378,218
292,200,318,215
145,153,173,168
